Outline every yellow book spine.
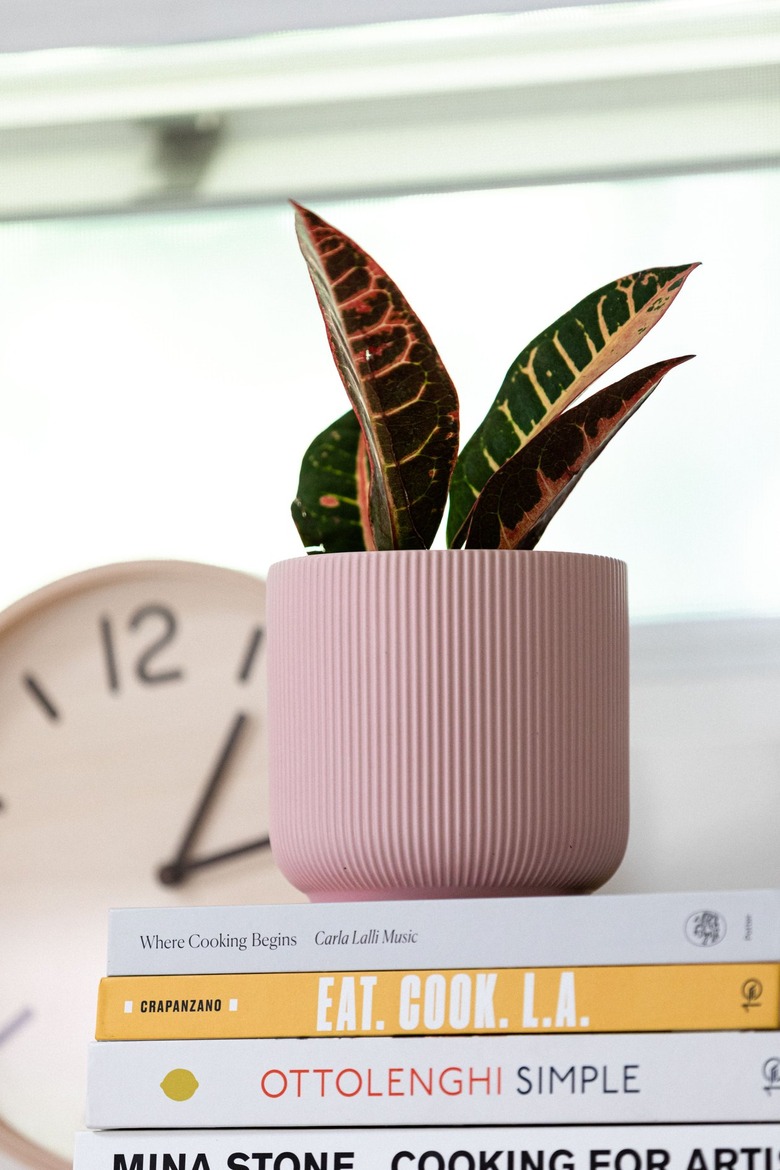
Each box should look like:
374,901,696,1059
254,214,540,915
95,962,780,1040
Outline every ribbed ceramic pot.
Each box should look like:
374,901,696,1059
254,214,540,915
267,549,629,901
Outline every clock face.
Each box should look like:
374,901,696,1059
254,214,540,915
0,560,305,1170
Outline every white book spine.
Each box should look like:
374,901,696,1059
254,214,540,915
106,890,780,975
85,1033,780,1128
74,1125,780,1170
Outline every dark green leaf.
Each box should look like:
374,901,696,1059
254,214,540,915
291,410,373,553
463,355,694,550
447,263,699,546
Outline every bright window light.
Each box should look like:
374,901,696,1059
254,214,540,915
0,164,777,620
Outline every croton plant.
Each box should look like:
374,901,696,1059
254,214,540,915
291,202,697,553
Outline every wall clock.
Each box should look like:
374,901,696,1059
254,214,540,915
0,560,304,1170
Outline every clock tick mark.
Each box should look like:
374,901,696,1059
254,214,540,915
237,625,264,683
100,615,121,691
23,674,60,720
0,1007,34,1047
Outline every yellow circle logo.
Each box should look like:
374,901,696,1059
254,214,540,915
160,1068,199,1101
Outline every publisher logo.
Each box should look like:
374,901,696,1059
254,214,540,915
741,979,763,1010
762,1058,780,1094
684,909,726,947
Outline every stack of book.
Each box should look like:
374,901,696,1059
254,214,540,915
74,889,780,1169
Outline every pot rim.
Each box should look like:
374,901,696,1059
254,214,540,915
270,548,627,571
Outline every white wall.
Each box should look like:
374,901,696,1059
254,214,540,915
609,619,780,893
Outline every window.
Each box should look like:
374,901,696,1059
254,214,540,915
0,0,777,619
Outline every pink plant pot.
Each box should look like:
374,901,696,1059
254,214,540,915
267,549,629,901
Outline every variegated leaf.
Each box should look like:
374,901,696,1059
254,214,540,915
463,355,694,551
447,263,699,547
291,410,374,553
294,203,459,551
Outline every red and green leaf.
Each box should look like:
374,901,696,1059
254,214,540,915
462,355,694,551
447,263,699,547
291,410,374,552
294,203,459,551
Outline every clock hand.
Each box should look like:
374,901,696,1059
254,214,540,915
160,835,271,882
157,711,249,886
0,1008,33,1047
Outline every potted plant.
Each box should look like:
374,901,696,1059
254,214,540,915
267,202,696,901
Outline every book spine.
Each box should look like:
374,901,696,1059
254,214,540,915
105,890,780,975
95,962,780,1040
73,1124,780,1170
84,1033,780,1128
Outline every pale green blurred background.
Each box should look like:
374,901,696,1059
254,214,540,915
0,0,778,623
